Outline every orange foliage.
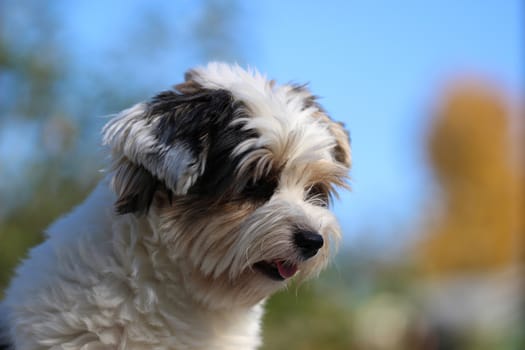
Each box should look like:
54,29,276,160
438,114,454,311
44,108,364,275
419,80,523,275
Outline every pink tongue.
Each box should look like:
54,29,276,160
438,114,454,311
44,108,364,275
276,261,298,279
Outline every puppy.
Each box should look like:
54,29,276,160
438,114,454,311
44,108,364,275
0,63,351,350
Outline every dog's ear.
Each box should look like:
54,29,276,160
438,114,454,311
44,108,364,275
327,120,351,168
102,82,246,214
111,159,159,215
286,84,351,169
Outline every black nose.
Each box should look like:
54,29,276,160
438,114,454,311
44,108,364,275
294,230,324,259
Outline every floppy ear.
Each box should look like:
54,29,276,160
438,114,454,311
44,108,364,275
286,83,351,169
111,159,159,215
102,82,245,214
327,120,351,169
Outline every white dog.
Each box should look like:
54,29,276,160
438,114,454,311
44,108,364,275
0,63,351,350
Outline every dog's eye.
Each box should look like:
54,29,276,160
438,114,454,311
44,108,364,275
306,184,330,207
242,177,278,202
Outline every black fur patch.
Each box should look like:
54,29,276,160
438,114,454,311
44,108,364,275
113,161,159,215
240,175,279,203
114,87,258,214
149,88,257,198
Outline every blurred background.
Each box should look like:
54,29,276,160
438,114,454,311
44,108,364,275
0,1,523,349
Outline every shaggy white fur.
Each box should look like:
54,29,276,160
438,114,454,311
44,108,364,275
1,63,351,350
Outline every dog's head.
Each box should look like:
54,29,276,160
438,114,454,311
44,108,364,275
103,63,351,308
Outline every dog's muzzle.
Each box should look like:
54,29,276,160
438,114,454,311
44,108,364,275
294,229,324,259
253,229,324,281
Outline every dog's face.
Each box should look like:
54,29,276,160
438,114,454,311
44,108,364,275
103,63,351,308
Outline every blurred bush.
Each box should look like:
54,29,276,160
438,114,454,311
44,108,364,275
262,280,353,350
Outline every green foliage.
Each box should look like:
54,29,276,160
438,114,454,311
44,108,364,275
262,280,354,350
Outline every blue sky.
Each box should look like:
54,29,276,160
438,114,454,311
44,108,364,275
250,1,523,242
4,1,523,247
253,1,523,245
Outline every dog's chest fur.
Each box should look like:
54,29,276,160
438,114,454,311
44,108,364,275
3,183,263,350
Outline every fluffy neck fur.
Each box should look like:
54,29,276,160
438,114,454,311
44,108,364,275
3,178,263,350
